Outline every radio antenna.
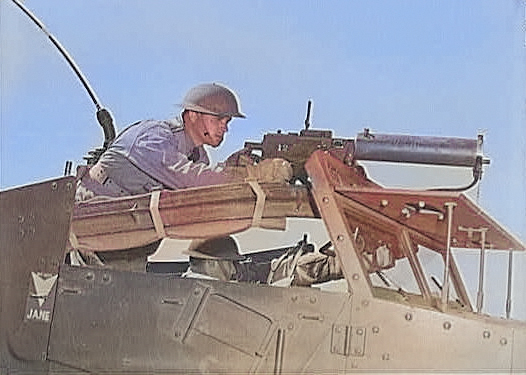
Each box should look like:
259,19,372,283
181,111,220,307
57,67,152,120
10,0,116,157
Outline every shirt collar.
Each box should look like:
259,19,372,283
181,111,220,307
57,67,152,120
166,117,198,153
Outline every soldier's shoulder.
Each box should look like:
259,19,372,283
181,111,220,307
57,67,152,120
164,118,184,133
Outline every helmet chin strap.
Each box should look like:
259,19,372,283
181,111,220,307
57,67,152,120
183,114,207,147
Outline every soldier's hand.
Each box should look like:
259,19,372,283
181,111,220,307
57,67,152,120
246,158,293,184
224,149,254,167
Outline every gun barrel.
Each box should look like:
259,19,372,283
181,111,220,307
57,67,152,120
354,133,487,167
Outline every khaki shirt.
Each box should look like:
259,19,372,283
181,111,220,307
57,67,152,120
77,118,230,200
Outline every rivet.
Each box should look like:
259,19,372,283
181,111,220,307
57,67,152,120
287,323,294,330
405,312,413,321
380,199,388,207
337,235,344,242
372,326,380,334
443,321,452,330
500,338,507,346
356,328,364,336
193,288,201,295
51,182,58,190
483,330,491,339
361,299,369,307
352,273,360,280
85,272,94,281
322,197,329,204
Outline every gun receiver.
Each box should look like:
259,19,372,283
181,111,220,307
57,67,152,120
240,128,354,183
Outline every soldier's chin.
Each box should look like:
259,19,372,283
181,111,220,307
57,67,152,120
211,137,224,148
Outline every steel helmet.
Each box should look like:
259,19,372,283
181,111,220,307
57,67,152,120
180,83,246,118
184,236,245,260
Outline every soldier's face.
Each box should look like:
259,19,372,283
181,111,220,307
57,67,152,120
198,113,232,147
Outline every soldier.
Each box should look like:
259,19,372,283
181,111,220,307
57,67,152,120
182,236,245,281
267,238,343,287
76,82,292,200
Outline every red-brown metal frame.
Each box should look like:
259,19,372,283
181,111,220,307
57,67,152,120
305,150,523,308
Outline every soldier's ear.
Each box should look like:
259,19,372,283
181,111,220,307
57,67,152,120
187,110,199,123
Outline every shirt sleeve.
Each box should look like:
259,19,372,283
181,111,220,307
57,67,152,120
293,252,343,286
126,122,233,189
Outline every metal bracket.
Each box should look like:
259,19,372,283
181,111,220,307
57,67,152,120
330,325,366,357
349,326,366,357
331,324,350,356
173,284,210,343
401,201,444,220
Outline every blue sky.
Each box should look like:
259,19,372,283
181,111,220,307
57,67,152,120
1,1,525,319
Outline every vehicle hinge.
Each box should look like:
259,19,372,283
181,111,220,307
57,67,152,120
350,326,366,357
331,325,366,357
330,324,350,356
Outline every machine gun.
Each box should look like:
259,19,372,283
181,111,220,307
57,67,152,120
228,101,490,191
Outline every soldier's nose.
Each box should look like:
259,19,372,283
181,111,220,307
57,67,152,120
218,121,228,133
